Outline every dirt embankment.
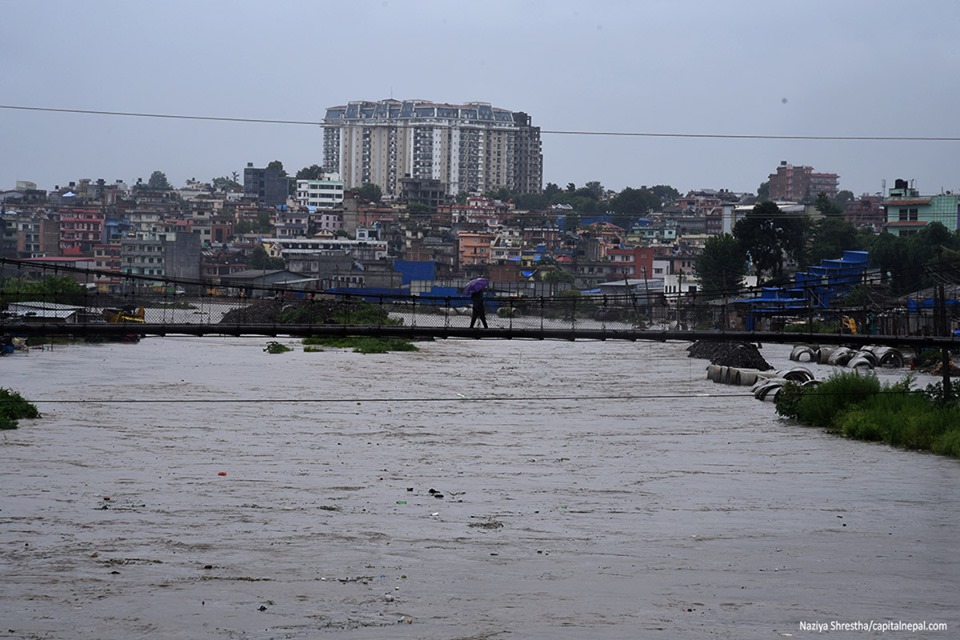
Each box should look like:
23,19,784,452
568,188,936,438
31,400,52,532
687,341,773,370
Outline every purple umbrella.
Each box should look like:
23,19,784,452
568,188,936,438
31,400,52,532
463,277,490,294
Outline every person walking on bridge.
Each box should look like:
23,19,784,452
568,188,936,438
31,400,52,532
464,277,490,330
470,290,488,329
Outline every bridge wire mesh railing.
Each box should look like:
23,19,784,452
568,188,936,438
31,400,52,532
2,258,674,337
2,257,957,340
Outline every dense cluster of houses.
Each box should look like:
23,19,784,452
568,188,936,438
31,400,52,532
0,168,949,312
0,176,741,300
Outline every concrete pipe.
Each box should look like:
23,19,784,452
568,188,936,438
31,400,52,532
877,348,905,368
754,379,784,401
723,366,739,385
828,347,855,366
778,367,815,383
847,356,875,370
790,345,817,362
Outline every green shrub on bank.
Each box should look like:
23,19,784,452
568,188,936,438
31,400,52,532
775,371,960,458
776,371,882,427
932,430,960,457
0,388,41,430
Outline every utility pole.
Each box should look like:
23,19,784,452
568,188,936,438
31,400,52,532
939,281,953,403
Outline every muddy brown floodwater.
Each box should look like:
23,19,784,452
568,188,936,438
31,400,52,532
2,336,958,639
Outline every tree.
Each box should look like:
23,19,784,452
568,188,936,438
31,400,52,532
734,201,809,283
147,170,172,190
357,183,382,204
870,231,901,285
814,192,843,217
266,160,287,177
249,245,285,270
609,187,659,216
572,187,598,201
1,275,86,305
544,182,561,199
835,190,855,209
551,193,602,215
869,222,960,295
485,186,513,202
649,184,680,206
407,202,431,215
757,181,770,201
542,267,575,295
907,223,958,293
807,217,861,265
212,176,241,191
694,234,748,300
234,211,273,236
584,181,604,199
295,164,325,180
513,192,550,211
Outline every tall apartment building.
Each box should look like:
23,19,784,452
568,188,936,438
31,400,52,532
767,161,839,201
323,99,543,198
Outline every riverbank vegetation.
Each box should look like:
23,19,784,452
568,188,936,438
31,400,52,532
775,371,960,458
0,388,41,430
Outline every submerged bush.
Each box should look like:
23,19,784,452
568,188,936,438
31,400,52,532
0,388,41,429
302,336,418,354
264,341,292,354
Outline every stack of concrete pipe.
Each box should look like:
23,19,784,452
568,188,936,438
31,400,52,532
705,363,818,402
789,345,905,370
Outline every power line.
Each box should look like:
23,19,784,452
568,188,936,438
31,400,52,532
0,104,321,127
540,129,960,142
3,103,960,142
20,389,914,405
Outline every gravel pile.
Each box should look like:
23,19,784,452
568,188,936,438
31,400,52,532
687,341,773,371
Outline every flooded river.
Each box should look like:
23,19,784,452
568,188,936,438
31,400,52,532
1,337,957,639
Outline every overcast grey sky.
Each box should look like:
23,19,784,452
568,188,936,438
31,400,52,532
3,0,958,197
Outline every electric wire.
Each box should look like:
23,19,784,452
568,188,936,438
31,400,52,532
3,103,960,142
15,388,919,406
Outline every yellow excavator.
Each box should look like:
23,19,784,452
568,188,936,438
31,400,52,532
841,315,858,334
102,306,145,324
